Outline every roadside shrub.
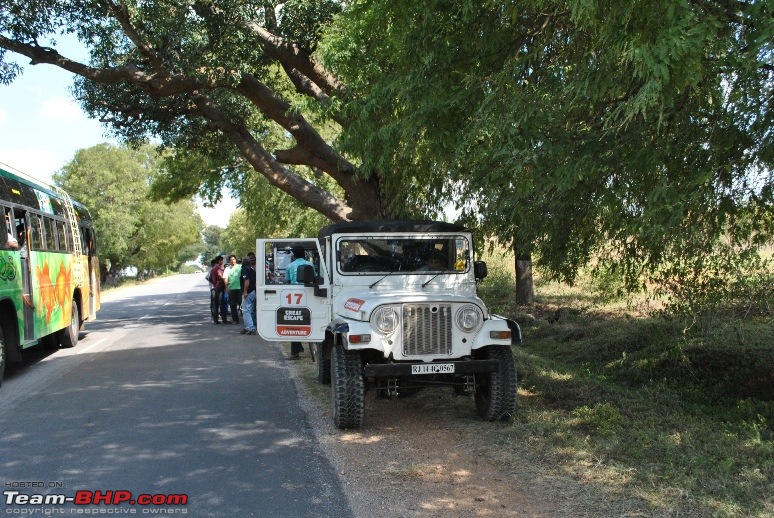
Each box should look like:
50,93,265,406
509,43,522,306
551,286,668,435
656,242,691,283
178,264,201,274
654,246,773,324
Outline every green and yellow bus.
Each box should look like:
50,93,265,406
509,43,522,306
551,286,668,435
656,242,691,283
0,162,100,386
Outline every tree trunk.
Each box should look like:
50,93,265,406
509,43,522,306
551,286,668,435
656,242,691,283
514,244,535,305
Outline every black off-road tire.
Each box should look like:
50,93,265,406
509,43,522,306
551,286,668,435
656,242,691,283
331,342,364,429
58,300,80,348
316,342,331,385
474,345,518,421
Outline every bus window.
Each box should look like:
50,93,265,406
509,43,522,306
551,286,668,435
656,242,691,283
45,217,58,250
82,226,94,257
29,213,44,251
3,206,18,250
56,219,70,252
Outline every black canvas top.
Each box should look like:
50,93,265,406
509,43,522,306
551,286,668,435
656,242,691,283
318,220,467,240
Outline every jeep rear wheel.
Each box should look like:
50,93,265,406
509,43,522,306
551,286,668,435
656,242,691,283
475,345,518,421
331,342,364,429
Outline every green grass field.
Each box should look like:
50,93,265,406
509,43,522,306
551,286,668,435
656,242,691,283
475,248,774,516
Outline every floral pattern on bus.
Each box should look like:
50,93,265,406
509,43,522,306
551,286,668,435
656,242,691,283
30,252,73,337
0,252,18,282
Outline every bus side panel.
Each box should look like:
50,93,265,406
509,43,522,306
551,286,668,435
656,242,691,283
79,254,91,321
91,254,101,317
78,254,100,322
28,251,75,342
0,250,25,344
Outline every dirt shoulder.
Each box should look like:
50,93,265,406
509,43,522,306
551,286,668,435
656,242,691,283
285,345,647,518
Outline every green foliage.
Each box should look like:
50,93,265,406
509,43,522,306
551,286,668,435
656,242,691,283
177,264,201,274
4,0,773,311
654,245,774,322
54,143,202,272
201,225,225,263
323,0,774,301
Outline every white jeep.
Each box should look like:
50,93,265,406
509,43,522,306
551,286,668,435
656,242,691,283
256,220,520,429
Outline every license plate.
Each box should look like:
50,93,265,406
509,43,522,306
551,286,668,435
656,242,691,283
411,363,455,375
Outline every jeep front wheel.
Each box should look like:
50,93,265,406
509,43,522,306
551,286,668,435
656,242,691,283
331,342,364,429
474,345,518,421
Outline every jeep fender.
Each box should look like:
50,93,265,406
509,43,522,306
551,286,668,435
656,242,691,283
328,318,386,353
471,317,518,349
491,314,523,345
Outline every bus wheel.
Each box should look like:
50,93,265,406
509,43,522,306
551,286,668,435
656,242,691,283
58,300,80,348
0,326,5,387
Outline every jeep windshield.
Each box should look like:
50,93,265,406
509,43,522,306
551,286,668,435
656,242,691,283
337,237,470,275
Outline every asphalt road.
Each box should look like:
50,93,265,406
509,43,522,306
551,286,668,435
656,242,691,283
0,273,352,517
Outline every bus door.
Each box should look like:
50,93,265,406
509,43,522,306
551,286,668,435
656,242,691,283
82,226,99,319
256,238,331,343
13,211,34,341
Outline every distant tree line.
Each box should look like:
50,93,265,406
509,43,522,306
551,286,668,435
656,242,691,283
54,144,202,281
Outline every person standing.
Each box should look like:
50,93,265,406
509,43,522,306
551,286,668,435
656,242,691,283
209,255,229,324
240,257,257,335
286,246,315,359
226,254,242,324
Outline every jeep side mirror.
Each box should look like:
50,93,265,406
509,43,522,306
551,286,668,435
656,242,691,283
297,263,328,297
297,264,315,285
474,261,488,281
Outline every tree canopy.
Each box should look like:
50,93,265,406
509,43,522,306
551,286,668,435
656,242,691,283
323,0,774,290
54,143,202,275
2,0,772,300
0,0,383,221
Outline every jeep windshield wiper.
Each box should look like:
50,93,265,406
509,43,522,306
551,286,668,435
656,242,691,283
369,268,400,289
421,268,452,288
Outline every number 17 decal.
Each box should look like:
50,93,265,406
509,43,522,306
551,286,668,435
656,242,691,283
281,290,306,306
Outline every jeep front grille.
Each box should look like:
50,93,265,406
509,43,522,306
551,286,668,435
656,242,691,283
402,304,453,356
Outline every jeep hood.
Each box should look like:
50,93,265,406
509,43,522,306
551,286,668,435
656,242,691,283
335,290,487,321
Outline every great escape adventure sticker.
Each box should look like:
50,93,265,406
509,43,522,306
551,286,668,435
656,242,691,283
276,307,311,337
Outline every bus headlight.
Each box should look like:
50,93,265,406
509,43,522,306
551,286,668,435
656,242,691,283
455,306,480,332
372,306,399,334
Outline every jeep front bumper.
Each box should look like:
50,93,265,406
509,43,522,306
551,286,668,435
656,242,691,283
363,359,497,378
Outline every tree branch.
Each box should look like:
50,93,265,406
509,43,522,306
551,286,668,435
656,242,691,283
243,22,347,98
192,94,352,222
235,73,357,181
100,0,167,74
0,35,205,96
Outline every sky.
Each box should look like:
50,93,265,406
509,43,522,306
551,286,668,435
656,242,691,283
0,37,237,228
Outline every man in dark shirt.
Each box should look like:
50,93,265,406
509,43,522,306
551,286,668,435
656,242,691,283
240,257,257,335
209,256,229,324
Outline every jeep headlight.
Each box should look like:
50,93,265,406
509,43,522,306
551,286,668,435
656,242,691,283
372,306,399,334
455,305,480,332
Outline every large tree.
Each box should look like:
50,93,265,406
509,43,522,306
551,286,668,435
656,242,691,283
3,1,772,303
322,0,774,297
0,0,388,222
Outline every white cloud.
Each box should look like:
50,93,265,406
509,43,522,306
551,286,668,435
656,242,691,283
38,95,84,122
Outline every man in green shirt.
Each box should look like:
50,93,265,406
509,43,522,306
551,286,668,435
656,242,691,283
226,254,242,325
